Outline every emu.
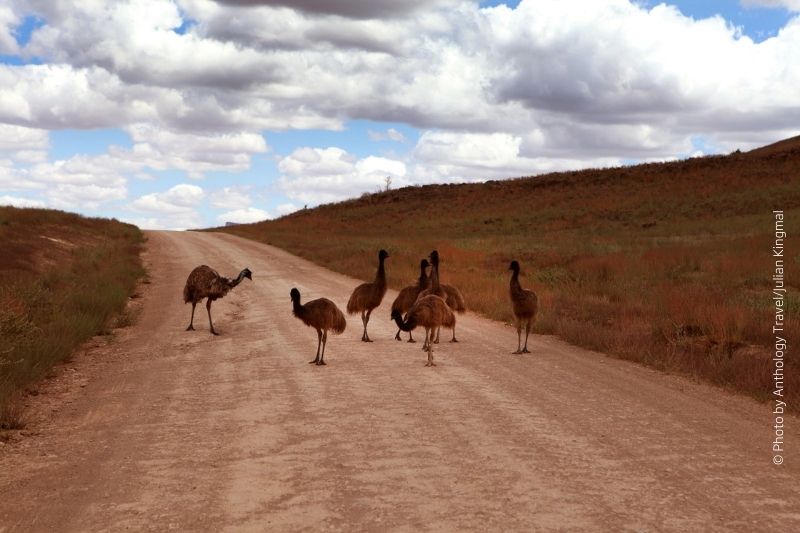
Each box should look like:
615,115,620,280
390,258,430,342
392,295,455,367
509,260,538,354
290,288,346,366
347,249,389,342
417,250,466,344
183,265,252,335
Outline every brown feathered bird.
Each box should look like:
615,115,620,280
392,295,456,367
390,258,430,343
347,249,389,342
417,250,466,344
509,260,538,354
290,288,346,366
183,265,252,335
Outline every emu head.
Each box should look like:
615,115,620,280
509,260,520,273
429,250,440,266
242,267,253,280
379,249,389,261
290,287,301,302
421,258,430,269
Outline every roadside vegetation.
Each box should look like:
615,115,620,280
0,207,144,428
218,137,800,408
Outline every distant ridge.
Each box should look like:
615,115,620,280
747,134,800,157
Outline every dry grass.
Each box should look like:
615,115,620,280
215,139,800,408
0,206,144,427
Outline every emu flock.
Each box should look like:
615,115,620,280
182,250,538,367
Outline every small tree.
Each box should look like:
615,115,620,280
383,175,392,192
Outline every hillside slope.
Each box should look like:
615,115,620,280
0,207,144,426
217,140,799,405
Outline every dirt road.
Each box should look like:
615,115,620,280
1,231,797,531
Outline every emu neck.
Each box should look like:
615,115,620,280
375,257,387,287
430,261,441,290
418,266,428,289
229,271,246,288
291,298,305,319
510,269,523,293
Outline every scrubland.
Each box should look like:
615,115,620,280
219,138,799,407
0,207,144,428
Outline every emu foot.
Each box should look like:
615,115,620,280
309,359,318,364
450,338,459,343
522,348,531,354
211,330,220,336
186,325,195,331
407,338,416,343
317,360,327,366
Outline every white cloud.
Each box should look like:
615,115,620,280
46,183,126,210
741,0,800,11
368,127,407,143
0,5,19,55
0,155,130,209
1,0,799,225
277,146,408,204
0,158,42,191
0,64,154,129
117,125,268,178
275,202,300,215
4,0,798,155
216,206,270,224
118,215,165,230
134,172,158,181
24,0,281,90
0,194,45,208
0,120,269,214
211,0,456,19
210,185,253,209
0,124,49,162
411,131,622,182
132,183,205,213
130,183,206,229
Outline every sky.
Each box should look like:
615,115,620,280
0,0,798,229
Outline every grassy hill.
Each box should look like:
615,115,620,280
217,138,800,406
0,207,144,427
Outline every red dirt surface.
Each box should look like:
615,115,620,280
1,231,797,531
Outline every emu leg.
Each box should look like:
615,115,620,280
522,319,531,353
433,327,440,344
395,328,402,341
513,321,523,354
310,329,321,364
360,310,367,341
186,302,197,331
450,324,459,343
363,309,373,342
425,328,436,367
206,300,219,336
403,313,415,343
318,331,328,365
